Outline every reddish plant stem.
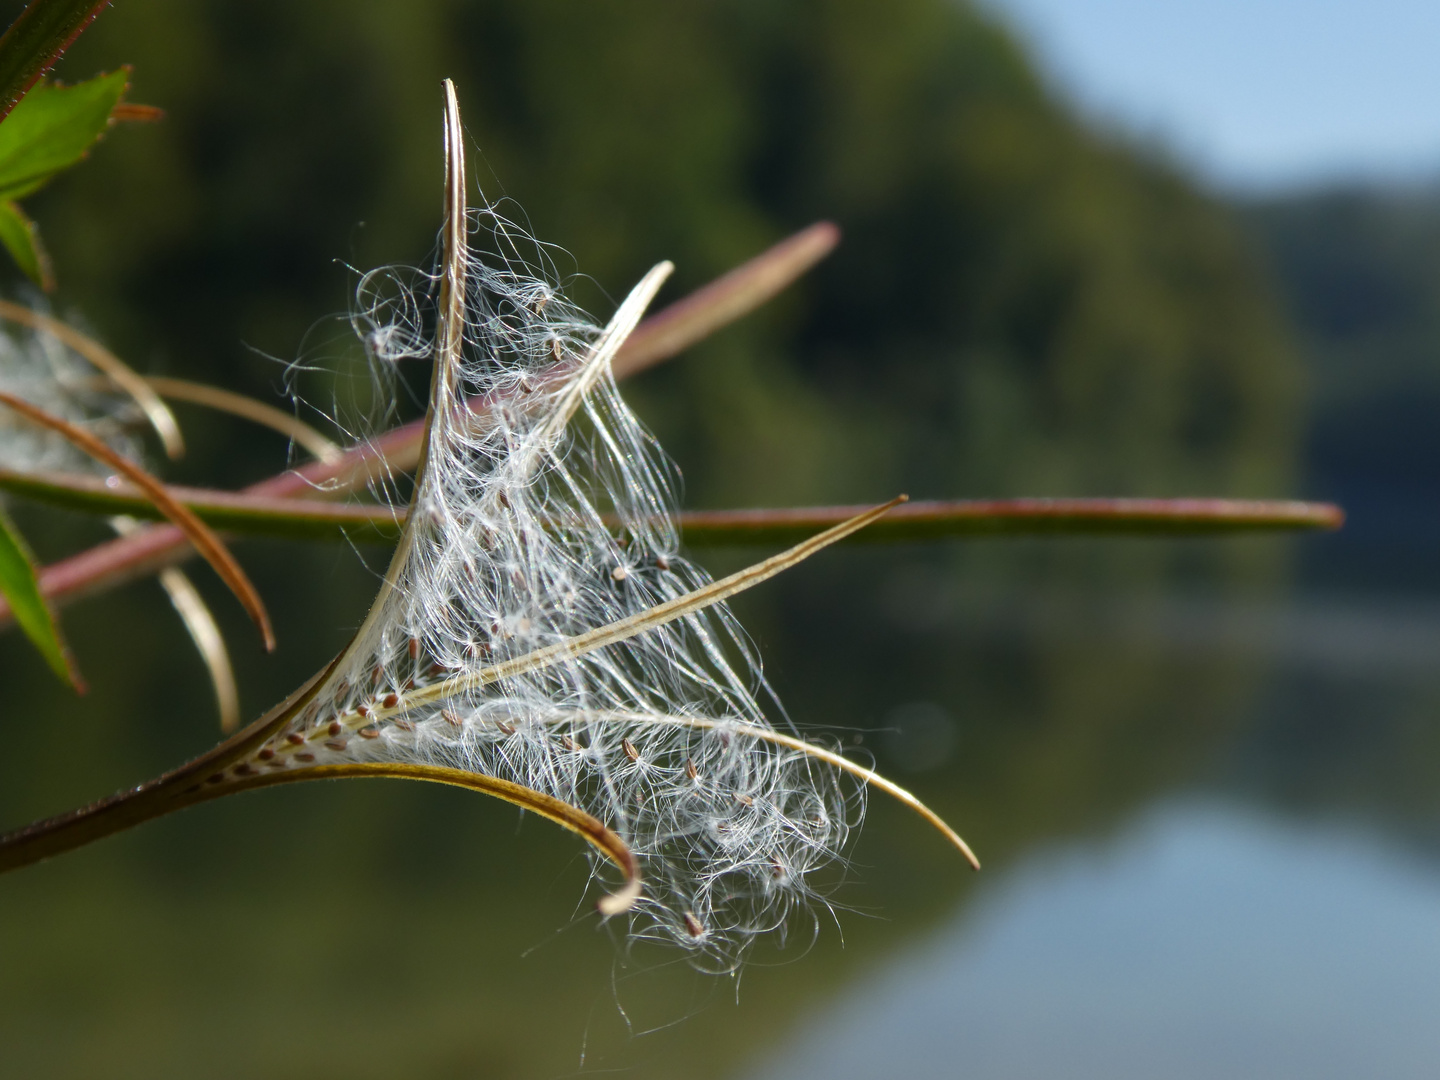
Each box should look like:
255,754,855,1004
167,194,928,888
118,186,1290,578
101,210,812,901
0,222,843,623
0,0,112,120
0,471,1348,544
674,497,1345,541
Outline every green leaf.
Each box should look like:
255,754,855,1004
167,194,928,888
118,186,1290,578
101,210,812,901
0,198,51,288
0,503,81,689
0,1,112,122
0,67,127,198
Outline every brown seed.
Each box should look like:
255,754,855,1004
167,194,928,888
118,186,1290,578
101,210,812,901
771,856,787,880
295,752,316,763
441,709,464,728
622,738,639,762
684,758,698,780
258,747,275,761
735,794,754,807
496,720,515,736
393,719,416,732
427,662,448,677
286,733,305,746
359,726,380,739
325,739,347,752
562,735,579,752
408,637,420,661
266,759,288,769
357,704,370,718
382,693,399,709
656,554,671,571
233,764,255,777
205,773,224,785
683,912,705,938
327,721,343,737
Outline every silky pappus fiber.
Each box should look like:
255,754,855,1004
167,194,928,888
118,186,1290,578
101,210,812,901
0,81,973,976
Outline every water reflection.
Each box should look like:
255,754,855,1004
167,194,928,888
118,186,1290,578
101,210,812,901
747,800,1440,1080
7,554,1439,1077
0,3,1423,1071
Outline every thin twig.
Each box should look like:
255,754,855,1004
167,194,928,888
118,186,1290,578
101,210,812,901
142,376,342,464
0,221,847,626
0,470,1345,544
0,391,274,650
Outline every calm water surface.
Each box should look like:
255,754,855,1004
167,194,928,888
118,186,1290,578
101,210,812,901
3,549,1438,1078
748,800,1440,1080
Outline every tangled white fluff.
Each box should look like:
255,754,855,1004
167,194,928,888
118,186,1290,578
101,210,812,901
0,310,142,473
236,87,863,970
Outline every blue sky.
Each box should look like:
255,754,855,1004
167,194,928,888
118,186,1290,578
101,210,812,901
979,0,1440,190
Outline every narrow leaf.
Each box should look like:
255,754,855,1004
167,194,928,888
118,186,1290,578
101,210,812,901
0,198,49,288
0,502,79,687
0,392,276,650
536,709,979,869
612,221,840,379
400,497,909,708
221,763,643,915
246,219,849,490
0,0,111,122
112,515,240,732
161,565,240,732
0,657,641,915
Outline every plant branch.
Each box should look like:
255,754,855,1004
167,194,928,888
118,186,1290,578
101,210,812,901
141,375,342,464
0,392,275,649
0,298,186,459
0,0,111,121
0,222,844,620
0,469,1345,545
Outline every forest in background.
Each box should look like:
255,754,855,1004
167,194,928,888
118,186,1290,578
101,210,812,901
1244,186,1440,594
1,2,1433,1077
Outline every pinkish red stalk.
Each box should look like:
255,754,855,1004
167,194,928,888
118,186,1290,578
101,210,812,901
612,221,839,379
0,222,843,624
675,497,1346,540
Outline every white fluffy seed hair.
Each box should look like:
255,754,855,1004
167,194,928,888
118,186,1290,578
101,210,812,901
255,112,862,972
0,308,143,472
